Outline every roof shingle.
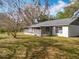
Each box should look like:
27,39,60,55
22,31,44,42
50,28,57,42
30,17,78,27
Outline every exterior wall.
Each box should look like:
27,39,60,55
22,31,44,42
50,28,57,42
33,28,41,36
24,25,79,37
24,26,69,37
52,26,69,37
57,26,69,37
52,27,57,35
69,25,79,37
24,28,35,35
24,28,41,36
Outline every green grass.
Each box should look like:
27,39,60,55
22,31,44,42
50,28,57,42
0,33,79,59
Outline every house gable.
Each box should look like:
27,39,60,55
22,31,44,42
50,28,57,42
70,17,79,25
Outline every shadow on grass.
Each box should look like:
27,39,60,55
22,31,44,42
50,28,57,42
0,34,79,59
0,37,8,39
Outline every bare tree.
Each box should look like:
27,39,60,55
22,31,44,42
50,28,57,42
30,0,49,23
0,0,50,38
0,0,31,38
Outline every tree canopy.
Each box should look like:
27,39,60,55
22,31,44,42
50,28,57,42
56,1,79,19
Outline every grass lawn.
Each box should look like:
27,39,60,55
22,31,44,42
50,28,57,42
0,33,79,59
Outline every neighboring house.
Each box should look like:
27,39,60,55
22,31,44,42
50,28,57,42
24,17,79,37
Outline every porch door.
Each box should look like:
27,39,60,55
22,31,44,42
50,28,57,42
41,27,52,36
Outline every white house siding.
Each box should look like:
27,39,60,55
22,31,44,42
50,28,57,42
24,28,41,36
69,25,79,37
24,28,35,35
57,26,69,37
33,29,41,36
52,27,57,35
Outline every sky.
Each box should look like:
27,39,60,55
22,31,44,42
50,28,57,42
0,0,72,16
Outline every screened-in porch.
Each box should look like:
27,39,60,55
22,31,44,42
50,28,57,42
41,26,63,36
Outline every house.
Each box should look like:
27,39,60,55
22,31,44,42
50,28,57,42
24,17,79,37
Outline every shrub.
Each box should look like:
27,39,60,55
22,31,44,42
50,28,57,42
0,28,6,33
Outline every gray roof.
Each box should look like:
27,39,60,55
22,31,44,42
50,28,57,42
30,17,78,27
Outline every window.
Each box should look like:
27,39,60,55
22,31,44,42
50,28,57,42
56,27,62,33
33,27,40,29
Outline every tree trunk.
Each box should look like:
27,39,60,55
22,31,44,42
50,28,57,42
11,32,17,38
